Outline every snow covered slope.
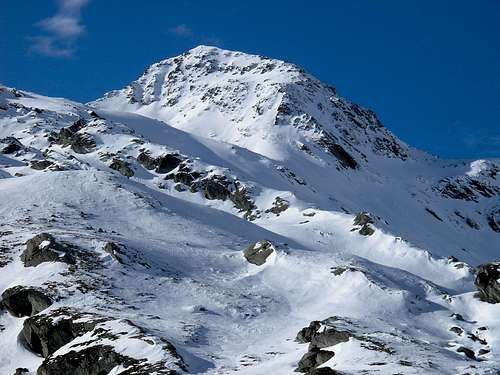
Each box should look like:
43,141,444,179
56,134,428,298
0,46,499,375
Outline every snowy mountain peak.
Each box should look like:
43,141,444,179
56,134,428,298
92,46,410,164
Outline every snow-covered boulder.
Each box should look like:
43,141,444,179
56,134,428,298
243,240,275,266
20,233,75,267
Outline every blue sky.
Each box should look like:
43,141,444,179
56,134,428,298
1,0,499,159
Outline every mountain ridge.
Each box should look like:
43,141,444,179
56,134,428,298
0,46,499,374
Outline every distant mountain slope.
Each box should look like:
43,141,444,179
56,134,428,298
0,46,499,375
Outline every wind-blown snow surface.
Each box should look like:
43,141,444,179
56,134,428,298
1,46,499,374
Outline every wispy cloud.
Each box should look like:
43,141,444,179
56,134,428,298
168,23,222,46
169,24,193,37
29,0,90,58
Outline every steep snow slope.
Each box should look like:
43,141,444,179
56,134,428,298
92,46,500,264
0,44,499,375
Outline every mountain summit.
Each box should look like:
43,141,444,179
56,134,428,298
0,47,499,374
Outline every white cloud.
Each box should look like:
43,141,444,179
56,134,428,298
169,24,193,37
30,0,90,58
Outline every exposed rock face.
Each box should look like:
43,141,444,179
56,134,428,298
243,240,275,266
23,308,186,375
13,369,29,375
109,158,134,177
137,151,182,173
1,286,52,317
103,241,125,264
0,137,23,154
475,262,500,303
20,233,75,267
30,159,53,170
156,154,183,174
296,349,335,373
309,327,351,350
487,209,500,232
22,308,100,357
265,196,289,216
353,212,375,236
57,119,96,154
36,345,182,375
296,321,321,343
307,367,341,375
457,346,476,360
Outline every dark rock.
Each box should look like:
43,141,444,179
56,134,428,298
306,368,340,375
137,151,158,170
309,328,351,350
200,177,231,200
358,224,375,236
30,160,53,170
103,242,125,264
353,212,373,226
1,137,23,154
265,197,289,216
296,321,321,343
478,348,490,356
20,233,75,267
456,346,476,360
166,171,197,186
37,344,182,375
155,154,182,174
296,349,335,373
109,158,134,177
449,326,463,336
230,187,255,212
1,286,52,317
425,208,443,222
22,308,100,357
475,262,500,303
57,125,95,154
243,240,275,266
487,209,500,233
13,368,29,375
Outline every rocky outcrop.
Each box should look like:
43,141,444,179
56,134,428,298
265,196,289,216
353,212,375,236
22,308,186,375
475,262,500,303
30,159,53,170
243,240,275,266
137,151,182,173
295,319,353,373
57,119,96,154
109,158,134,177
1,286,52,317
22,308,101,357
0,137,23,154
20,233,75,267
103,241,125,264
296,349,335,373
307,368,341,375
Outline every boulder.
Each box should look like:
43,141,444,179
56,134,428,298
474,262,500,303
155,154,182,174
1,286,52,317
307,368,341,375
358,224,375,236
103,242,125,264
353,212,373,226
20,233,75,267
456,346,476,360
265,196,289,216
1,137,23,154
109,158,134,177
243,240,275,266
309,328,351,350
13,369,29,375
296,349,335,373
30,160,53,170
22,308,101,357
57,125,95,154
137,151,158,170
296,321,321,343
